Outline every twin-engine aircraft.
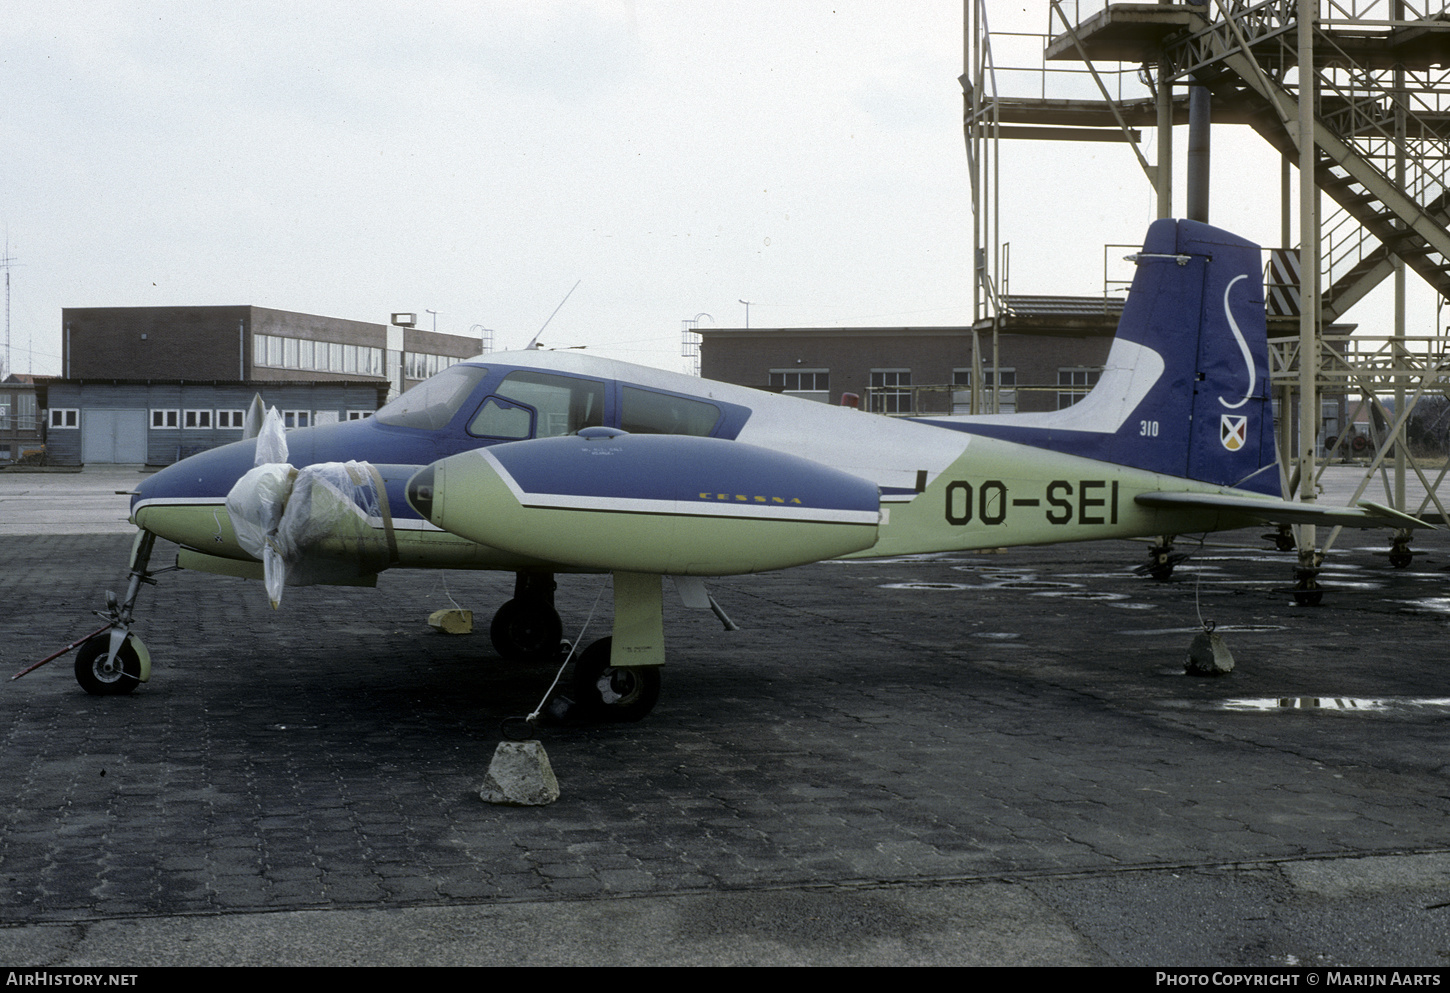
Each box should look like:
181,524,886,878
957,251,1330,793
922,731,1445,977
76,219,1421,722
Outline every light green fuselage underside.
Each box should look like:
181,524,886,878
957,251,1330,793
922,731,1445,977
135,433,1260,581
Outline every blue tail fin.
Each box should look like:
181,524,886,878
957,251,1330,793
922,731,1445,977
935,218,1278,496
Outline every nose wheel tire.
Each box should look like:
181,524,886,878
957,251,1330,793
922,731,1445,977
75,634,142,696
572,637,661,723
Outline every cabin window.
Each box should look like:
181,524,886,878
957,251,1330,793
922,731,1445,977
481,371,604,438
375,365,490,430
184,409,213,429
468,397,533,440
620,387,720,436
217,410,246,429
49,408,79,429
283,410,312,429
151,409,180,429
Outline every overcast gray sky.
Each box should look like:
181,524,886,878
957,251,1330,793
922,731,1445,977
0,1,1436,379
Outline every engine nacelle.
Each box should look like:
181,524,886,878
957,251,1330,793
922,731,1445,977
407,430,881,575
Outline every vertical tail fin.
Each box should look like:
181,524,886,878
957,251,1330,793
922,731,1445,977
939,218,1279,496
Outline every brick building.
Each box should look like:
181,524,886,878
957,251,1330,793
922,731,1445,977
697,298,1125,416
40,306,481,465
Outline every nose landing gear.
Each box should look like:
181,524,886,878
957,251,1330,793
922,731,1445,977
11,529,167,694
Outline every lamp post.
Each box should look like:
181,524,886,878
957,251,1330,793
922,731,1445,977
738,299,753,329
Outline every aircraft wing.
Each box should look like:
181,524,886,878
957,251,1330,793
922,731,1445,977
1134,491,1433,530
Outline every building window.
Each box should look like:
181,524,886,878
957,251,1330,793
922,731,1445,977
184,409,213,429
216,410,246,429
870,370,912,415
49,408,79,429
0,397,9,430
1057,368,1101,409
346,410,372,421
17,394,36,430
151,409,180,429
769,369,830,402
283,410,312,429
953,368,1017,414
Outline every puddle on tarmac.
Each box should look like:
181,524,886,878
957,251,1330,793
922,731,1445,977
1031,590,1130,601
1395,598,1450,615
879,582,971,591
1219,697,1450,713
1117,624,1287,636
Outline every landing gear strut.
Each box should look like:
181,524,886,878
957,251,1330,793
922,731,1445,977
76,530,162,695
1139,537,1187,581
1291,538,1325,607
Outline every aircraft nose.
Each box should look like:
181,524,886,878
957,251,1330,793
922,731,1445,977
130,439,259,532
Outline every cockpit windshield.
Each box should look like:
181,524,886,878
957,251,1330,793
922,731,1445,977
374,365,489,430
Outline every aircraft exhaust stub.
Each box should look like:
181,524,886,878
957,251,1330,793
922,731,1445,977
408,432,881,575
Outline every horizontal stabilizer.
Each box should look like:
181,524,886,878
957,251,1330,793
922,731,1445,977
1134,491,1433,530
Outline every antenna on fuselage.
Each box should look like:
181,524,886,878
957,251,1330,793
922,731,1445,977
525,280,581,350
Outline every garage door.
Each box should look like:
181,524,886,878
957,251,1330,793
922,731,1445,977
82,409,148,463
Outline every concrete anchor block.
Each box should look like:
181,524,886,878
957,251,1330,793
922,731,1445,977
428,609,473,634
479,740,560,806
1186,629,1234,676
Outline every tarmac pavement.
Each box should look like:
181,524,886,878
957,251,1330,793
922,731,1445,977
2,467,1450,966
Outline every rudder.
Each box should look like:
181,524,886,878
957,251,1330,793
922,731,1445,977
928,218,1278,496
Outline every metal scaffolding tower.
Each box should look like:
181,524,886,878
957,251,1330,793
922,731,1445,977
967,0,1450,597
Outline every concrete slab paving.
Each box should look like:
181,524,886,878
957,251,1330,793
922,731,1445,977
2,467,1450,966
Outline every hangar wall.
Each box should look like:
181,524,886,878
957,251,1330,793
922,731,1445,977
38,380,391,467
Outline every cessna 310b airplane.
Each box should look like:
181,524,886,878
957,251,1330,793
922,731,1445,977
51,218,1426,723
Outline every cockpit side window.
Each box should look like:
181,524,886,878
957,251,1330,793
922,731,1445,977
374,365,489,430
620,386,721,436
469,371,605,438
468,397,533,440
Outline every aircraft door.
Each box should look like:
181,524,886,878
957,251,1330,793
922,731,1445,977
467,371,606,440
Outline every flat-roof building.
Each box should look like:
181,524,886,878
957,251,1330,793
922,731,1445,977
40,306,482,466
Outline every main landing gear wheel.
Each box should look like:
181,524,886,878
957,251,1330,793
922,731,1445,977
74,633,142,696
1292,582,1324,607
490,597,564,662
572,637,661,723
1292,568,1325,607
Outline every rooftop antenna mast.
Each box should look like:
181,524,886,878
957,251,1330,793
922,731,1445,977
0,236,17,379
